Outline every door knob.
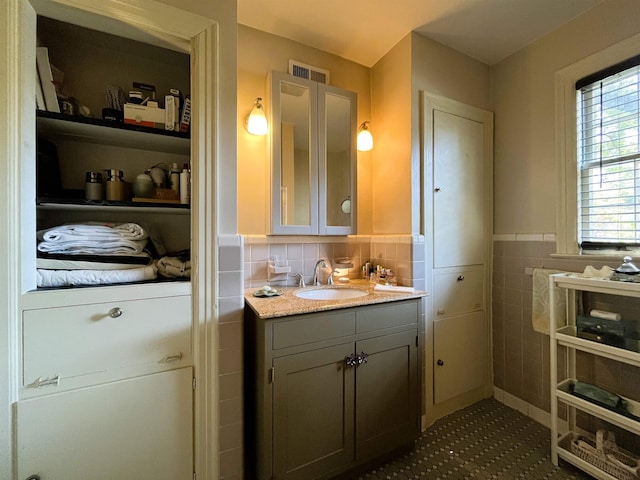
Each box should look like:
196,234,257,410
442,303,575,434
434,187,441,192
437,359,444,366
457,275,464,282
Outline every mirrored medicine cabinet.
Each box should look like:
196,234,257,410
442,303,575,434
267,71,357,235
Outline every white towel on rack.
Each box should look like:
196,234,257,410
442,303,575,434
532,268,566,335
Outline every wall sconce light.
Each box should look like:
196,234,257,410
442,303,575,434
357,121,373,151
246,97,268,135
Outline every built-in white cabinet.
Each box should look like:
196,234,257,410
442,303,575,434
16,367,193,480
268,71,357,235
424,94,493,419
14,11,196,478
550,274,640,480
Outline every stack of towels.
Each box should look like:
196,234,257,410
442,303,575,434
36,222,157,287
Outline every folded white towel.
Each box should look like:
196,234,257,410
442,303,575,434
37,222,148,242
36,265,157,287
37,238,147,255
374,284,415,293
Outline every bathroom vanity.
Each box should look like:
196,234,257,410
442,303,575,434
244,284,426,480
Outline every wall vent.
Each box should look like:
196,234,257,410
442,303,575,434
288,60,330,84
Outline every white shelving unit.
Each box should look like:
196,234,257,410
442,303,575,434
550,274,640,479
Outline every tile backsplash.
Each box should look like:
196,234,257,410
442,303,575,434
243,234,425,289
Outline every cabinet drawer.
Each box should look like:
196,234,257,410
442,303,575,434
23,295,191,386
272,310,355,349
356,301,418,333
433,270,484,318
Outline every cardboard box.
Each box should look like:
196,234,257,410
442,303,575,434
124,103,166,129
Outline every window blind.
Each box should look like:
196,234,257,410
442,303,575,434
577,59,640,246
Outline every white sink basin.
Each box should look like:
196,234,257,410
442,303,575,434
295,287,368,300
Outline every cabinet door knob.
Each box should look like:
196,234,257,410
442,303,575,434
437,359,444,366
345,353,358,367
26,476,41,480
357,352,369,365
457,275,464,282
434,187,442,192
108,307,123,318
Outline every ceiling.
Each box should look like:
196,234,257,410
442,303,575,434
238,0,603,67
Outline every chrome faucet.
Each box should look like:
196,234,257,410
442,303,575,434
312,259,328,286
327,268,336,285
294,272,306,287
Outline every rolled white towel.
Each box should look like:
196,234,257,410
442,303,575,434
157,256,191,278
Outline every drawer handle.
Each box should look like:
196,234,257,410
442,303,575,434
29,375,60,388
164,352,184,363
457,275,464,282
437,309,445,315
108,307,123,318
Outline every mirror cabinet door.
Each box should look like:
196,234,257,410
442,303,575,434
319,85,357,235
269,71,356,235
271,72,318,234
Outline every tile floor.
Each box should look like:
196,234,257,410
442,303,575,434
359,398,592,479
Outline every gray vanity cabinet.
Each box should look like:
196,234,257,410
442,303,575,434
245,299,421,480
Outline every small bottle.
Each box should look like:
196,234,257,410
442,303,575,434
169,162,180,193
105,169,126,201
180,163,191,204
85,171,104,200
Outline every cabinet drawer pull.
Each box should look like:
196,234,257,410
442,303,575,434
437,309,445,315
108,307,123,318
164,352,184,363
437,359,444,366
457,275,465,282
29,374,60,388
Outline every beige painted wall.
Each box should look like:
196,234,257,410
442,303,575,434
370,34,413,234
237,25,372,235
492,0,640,235
370,32,490,235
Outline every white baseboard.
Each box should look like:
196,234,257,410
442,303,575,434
493,386,551,429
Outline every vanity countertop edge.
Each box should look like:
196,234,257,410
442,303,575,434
244,280,428,319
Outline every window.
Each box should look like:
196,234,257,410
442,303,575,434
555,34,640,255
577,56,640,250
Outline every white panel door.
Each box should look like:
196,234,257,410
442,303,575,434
16,367,193,480
433,312,487,404
433,109,485,268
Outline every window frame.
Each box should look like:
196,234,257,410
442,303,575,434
556,32,640,255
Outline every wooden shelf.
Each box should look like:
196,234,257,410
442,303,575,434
37,198,190,214
36,110,190,154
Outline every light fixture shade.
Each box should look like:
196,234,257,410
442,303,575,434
357,121,373,151
247,97,268,135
